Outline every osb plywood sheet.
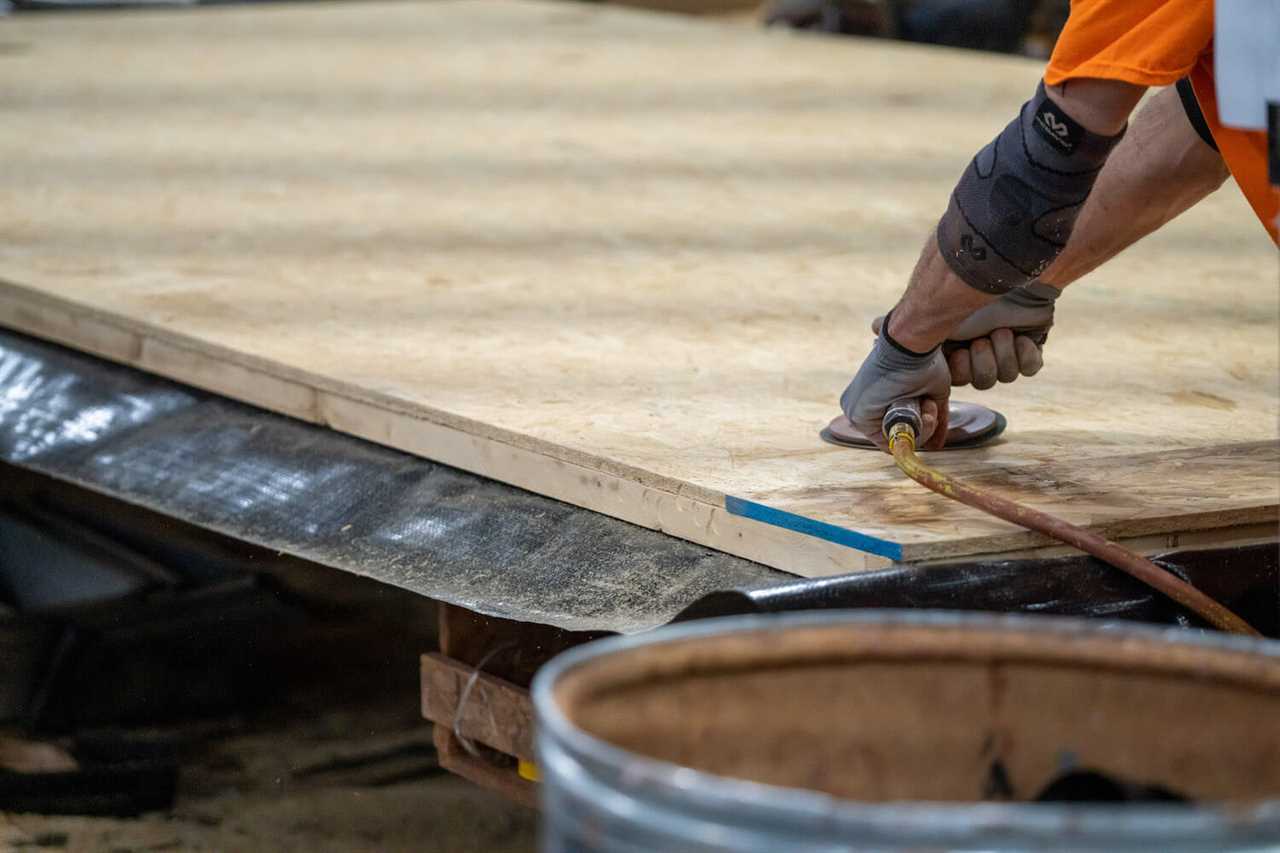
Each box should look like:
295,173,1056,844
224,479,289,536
1,0,1276,574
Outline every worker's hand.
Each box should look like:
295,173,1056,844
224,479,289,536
840,318,952,451
872,282,1059,390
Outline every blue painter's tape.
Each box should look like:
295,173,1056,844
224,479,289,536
724,496,903,561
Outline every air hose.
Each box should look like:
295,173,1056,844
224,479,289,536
881,402,1261,637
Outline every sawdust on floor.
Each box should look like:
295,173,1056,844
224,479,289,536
0,703,537,853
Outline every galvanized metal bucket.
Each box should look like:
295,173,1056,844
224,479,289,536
533,611,1280,852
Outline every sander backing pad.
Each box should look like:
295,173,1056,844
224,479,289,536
821,402,1006,450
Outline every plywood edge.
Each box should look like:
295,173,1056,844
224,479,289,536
0,281,892,577
724,496,902,560
317,391,893,575
2,281,1274,579
0,280,715,502
897,502,1280,563
915,521,1279,567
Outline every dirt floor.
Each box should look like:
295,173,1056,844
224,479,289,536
1,546,538,853
0,707,537,852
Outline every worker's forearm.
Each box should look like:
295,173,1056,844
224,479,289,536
886,243,995,353
1038,86,1230,288
886,77,1144,351
1042,77,1144,137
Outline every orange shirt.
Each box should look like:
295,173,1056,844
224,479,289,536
1044,0,1278,243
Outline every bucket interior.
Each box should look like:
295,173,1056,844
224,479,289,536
551,621,1280,803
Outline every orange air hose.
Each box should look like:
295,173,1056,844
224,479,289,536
885,421,1261,637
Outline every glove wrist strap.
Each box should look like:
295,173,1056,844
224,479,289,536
880,310,940,361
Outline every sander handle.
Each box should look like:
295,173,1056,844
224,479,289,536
940,327,1049,357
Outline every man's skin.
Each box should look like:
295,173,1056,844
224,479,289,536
863,80,1230,447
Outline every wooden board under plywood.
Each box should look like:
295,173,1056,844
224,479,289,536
0,0,1276,576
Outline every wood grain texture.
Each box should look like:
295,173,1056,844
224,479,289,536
421,653,535,762
0,0,1276,574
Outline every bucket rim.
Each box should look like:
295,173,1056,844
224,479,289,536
531,610,1280,842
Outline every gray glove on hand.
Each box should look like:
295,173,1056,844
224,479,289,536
872,282,1059,390
840,316,952,451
